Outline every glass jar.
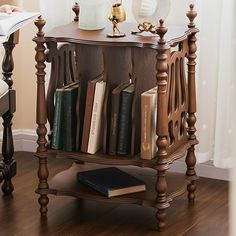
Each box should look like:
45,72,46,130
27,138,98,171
77,0,109,30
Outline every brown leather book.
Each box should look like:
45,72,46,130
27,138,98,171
141,87,157,160
81,74,103,153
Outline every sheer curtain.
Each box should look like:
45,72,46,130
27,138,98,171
39,0,236,168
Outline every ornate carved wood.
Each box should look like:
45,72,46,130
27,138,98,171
33,4,199,230
155,19,170,232
185,4,198,202
165,40,189,156
0,33,18,195
46,42,77,145
33,16,49,217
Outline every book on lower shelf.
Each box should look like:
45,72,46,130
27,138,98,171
141,87,157,160
77,167,146,198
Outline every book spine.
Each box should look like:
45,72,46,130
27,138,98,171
141,95,153,159
62,87,78,151
81,81,96,153
51,90,63,149
87,81,106,154
108,93,121,155
117,91,133,155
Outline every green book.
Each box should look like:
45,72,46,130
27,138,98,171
51,89,64,149
61,84,78,151
51,82,78,150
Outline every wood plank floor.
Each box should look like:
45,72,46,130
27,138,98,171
0,152,229,236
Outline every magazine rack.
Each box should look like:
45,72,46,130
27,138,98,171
0,32,17,194
33,4,199,231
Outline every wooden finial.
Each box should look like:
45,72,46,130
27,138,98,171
187,4,197,28
156,19,168,44
72,2,80,22
34,16,46,38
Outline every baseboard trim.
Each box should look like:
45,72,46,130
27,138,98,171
0,129,230,181
0,129,37,153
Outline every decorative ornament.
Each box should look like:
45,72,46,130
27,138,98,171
132,0,171,34
107,0,126,38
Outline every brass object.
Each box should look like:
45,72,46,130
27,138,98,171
132,22,158,35
107,1,126,38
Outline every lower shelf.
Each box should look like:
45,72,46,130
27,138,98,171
36,163,198,208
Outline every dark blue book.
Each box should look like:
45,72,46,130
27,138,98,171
77,167,146,198
117,84,134,155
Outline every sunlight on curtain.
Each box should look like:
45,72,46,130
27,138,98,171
195,0,236,168
38,0,236,168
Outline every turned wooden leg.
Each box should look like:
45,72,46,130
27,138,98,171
155,20,170,232
186,145,197,202
1,33,18,195
186,5,198,203
156,170,168,231
34,17,49,217
1,111,14,194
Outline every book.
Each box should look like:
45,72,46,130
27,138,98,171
81,74,104,153
108,82,130,155
81,76,106,154
77,167,146,198
0,12,39,40
61,84,79,151
51,82,79,151
141,87,157,159
51,89,64,149
117,84,134,155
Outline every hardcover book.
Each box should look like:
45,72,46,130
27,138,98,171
81,75,106,154
117,84,134,155
109,82,130,155
141,87,157,159
62,84,79,151
51,82,79,151
51,89,64,149
77,167,146,198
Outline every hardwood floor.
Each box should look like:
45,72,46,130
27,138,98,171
0,152,229,236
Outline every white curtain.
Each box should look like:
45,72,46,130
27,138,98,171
39,0,236,168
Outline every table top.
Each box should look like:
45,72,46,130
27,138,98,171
44,22,198,49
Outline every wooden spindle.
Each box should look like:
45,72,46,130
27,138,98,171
155,19,170,232
33,16,49,217
186,4,198,202
1,33,17,194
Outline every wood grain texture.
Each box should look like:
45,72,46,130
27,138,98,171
44,22,199,48
0,152,229,236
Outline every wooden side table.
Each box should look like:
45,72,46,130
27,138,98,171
33,4,199,231
0,32,18,194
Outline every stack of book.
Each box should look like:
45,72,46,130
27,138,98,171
51,75,158,160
